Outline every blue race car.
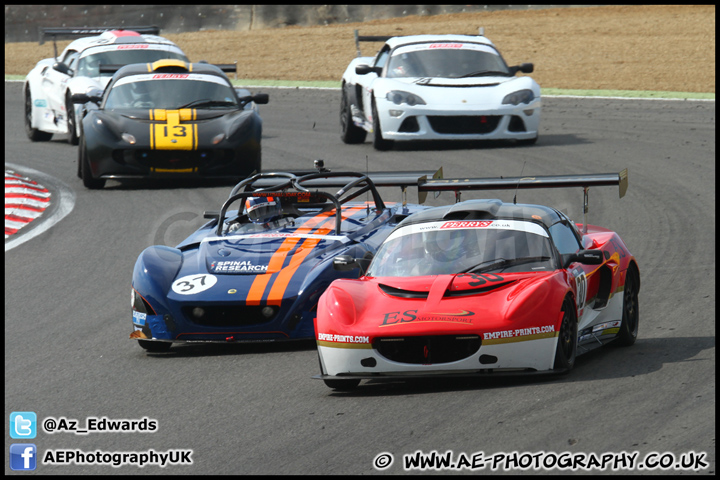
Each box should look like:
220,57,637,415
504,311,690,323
130,162,442,352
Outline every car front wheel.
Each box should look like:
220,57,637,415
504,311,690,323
66,94,78,145
616,266,639,346
340,89,366,144
80,137,106,189
553,296,578,372
323,378,361,390
371,101,393,151
138,340,172,353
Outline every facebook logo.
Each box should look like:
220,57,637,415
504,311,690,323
10,444,37,471
10,411,37,439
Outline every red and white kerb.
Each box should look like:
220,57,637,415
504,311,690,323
5,170,51,238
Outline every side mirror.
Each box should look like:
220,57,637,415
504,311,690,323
333,255,371,274
251,93,269,105
71,93,102,105
237,93,269,105
562,249,604,269
509,63,534,75
333,255,358,272
52,62,72,76
518,63,534,74
355,64,380,76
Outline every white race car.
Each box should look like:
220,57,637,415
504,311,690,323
23,26,188,145
340,30,541,150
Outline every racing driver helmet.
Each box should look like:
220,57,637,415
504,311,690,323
245,196,282,224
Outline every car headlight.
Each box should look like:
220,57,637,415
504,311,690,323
386,91,426,106
502,89,535,106
131,287,155,315
121,133,136,144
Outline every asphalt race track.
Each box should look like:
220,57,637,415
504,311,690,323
4,81,715,475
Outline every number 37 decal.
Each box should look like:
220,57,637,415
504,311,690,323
570,266,588,310
172,274,217,295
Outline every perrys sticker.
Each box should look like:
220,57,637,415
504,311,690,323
171,274,217,295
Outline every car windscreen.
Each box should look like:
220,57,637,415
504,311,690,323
104,74,238,110
76,50,188,77
366,220,554,277
386,42,509,79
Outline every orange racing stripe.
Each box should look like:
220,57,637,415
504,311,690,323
246,205,368,306
266,205,368,306
245,210,336,306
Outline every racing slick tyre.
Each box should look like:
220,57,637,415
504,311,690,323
553,296,578,372
371,101,393,151
25,88,53,142
323,378,361,391
615,266,639,346
138,340,172,353
80,137,106,189
66,94,79,145
340,89,367,144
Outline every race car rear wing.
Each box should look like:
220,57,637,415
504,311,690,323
354,28,485,57
418,169,629,233
39,26,161,58
98,63,237,76
250,166,444,204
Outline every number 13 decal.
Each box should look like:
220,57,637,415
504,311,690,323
172,274,217,295
163,125,187,137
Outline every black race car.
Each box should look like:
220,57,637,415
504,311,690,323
72,59,269,189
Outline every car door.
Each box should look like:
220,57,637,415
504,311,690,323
43,49,78,122
359,45,390,122
548,219,595,329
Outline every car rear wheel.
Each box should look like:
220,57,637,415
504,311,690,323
553,296,578,372
323,378,361,390
340,89,366,144
615,266,639,346
80,137,106,189
25,88,53,141
371,101,393,151
66,93,78,145
138,340,172,353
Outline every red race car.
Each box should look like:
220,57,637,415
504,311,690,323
314,170,639,390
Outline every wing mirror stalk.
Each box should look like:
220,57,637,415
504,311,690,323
333,255,371,275
562,249,604,269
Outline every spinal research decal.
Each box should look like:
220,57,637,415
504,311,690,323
171,274,217,295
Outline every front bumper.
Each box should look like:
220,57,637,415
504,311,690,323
90,141,261,180
373,98,541,141
317,335,557,377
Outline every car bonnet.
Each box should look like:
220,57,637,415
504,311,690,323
200,231,349,275
338,271,557,335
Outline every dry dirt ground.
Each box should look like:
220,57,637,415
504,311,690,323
4,5,715,93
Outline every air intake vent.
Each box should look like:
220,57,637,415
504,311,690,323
374,335,481,364
378,284,429,299
182,305,276,327
428,115,501,134
445,281,515,297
